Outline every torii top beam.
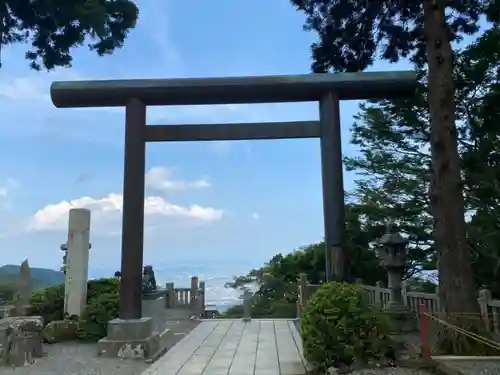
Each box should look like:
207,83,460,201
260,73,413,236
50,71,417,108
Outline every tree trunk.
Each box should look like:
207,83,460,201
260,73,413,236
423,0,478,315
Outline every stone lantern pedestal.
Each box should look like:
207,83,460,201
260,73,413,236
377,224,416,334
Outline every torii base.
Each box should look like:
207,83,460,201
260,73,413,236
97,317,160,360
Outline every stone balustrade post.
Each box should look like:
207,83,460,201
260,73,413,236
165,282,174,308
199,281,206,317
375,281,385,306
478,287,492,331
190,276,199,309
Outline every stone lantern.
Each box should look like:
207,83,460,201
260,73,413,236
377,223,415,333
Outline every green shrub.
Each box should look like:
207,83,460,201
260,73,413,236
30,283,65,323
77,290,119,341
0,279,17,303
300,282,392,372
86,278,120,300
30,278,120,341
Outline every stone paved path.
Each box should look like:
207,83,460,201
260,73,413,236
141,319,306,375
438,359,500,375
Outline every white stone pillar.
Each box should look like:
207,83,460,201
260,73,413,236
64,208,91,317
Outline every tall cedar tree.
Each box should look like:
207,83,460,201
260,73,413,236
346,28,500,296
0,0,139,70
290,0,498,315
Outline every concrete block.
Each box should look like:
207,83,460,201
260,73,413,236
8,335,35,366
142,296,165,333
106,317,153,341
0,326,9,364
97,317,161,360
97,332,160,359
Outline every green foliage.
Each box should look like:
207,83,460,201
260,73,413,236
222,304,245,318
301,282,392,372
289,0,489,72
223,205,388,319
30,283,65,323
2,0,139,70
30,278,120,341
338,27,500,298
290,0,496,318
77,288,119,341
0,279,17,303
86,277,120,300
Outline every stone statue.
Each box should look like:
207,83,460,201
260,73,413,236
141,265,157,294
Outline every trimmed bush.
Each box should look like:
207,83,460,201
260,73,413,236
30,278,120,341
77,290,119,341
86,278,120,300
30,283,65,323
300,282,392,372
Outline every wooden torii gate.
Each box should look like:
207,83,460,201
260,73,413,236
50,71,416,320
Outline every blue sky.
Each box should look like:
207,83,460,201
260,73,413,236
0,0,417,279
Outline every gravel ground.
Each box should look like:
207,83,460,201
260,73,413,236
2,342,150,375
2,317,200,375
347,370,432,375
440,360,500,375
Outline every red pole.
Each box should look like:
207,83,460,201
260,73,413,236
419,300,431,359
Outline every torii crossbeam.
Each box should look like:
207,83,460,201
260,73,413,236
51,71,417,321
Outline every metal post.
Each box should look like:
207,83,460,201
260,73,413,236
119,98,146,319
319,92,348,282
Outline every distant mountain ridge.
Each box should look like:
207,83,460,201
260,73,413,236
0,265,64,291
0,263,243,311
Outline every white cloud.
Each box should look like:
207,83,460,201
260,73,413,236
251,212,260,220
26,193,223,232
145,167,211,192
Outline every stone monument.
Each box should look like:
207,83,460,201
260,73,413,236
12,260,32,316
61,208,91,318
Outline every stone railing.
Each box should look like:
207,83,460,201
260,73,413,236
140,276,206,331
164,276,206,313
354,278,440,316
296,274,500,336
